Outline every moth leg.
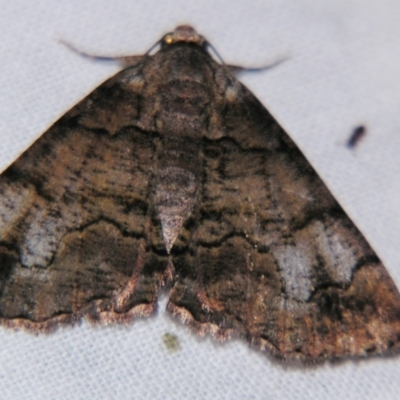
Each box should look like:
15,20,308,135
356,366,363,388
197,289,225,312
168,240,257,340
85,240,167,324
194,259,225,313
112,241,148,312
163,259,176,287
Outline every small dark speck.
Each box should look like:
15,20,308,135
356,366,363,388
347,125,366,149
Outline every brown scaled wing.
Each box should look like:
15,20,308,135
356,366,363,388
0,28,400,363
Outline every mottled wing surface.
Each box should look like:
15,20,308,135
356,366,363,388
0,63,168,329
163,44,400,361
0,26,400,363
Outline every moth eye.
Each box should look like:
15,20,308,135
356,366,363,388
164,34,174,45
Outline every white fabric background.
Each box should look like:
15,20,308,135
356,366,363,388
1,1,400,399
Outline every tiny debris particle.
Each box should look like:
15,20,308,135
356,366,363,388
347,125,367,148
162,332,181,352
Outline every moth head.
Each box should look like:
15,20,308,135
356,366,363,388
156,25,224,64
161,25,206,47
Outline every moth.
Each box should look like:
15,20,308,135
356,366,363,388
347,125,367,149
1,26,400,363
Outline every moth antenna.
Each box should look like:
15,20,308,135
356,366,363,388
58,39,119,62
58,38,144,67
205,41,226,64
145,39,163,56
225,56,289,75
